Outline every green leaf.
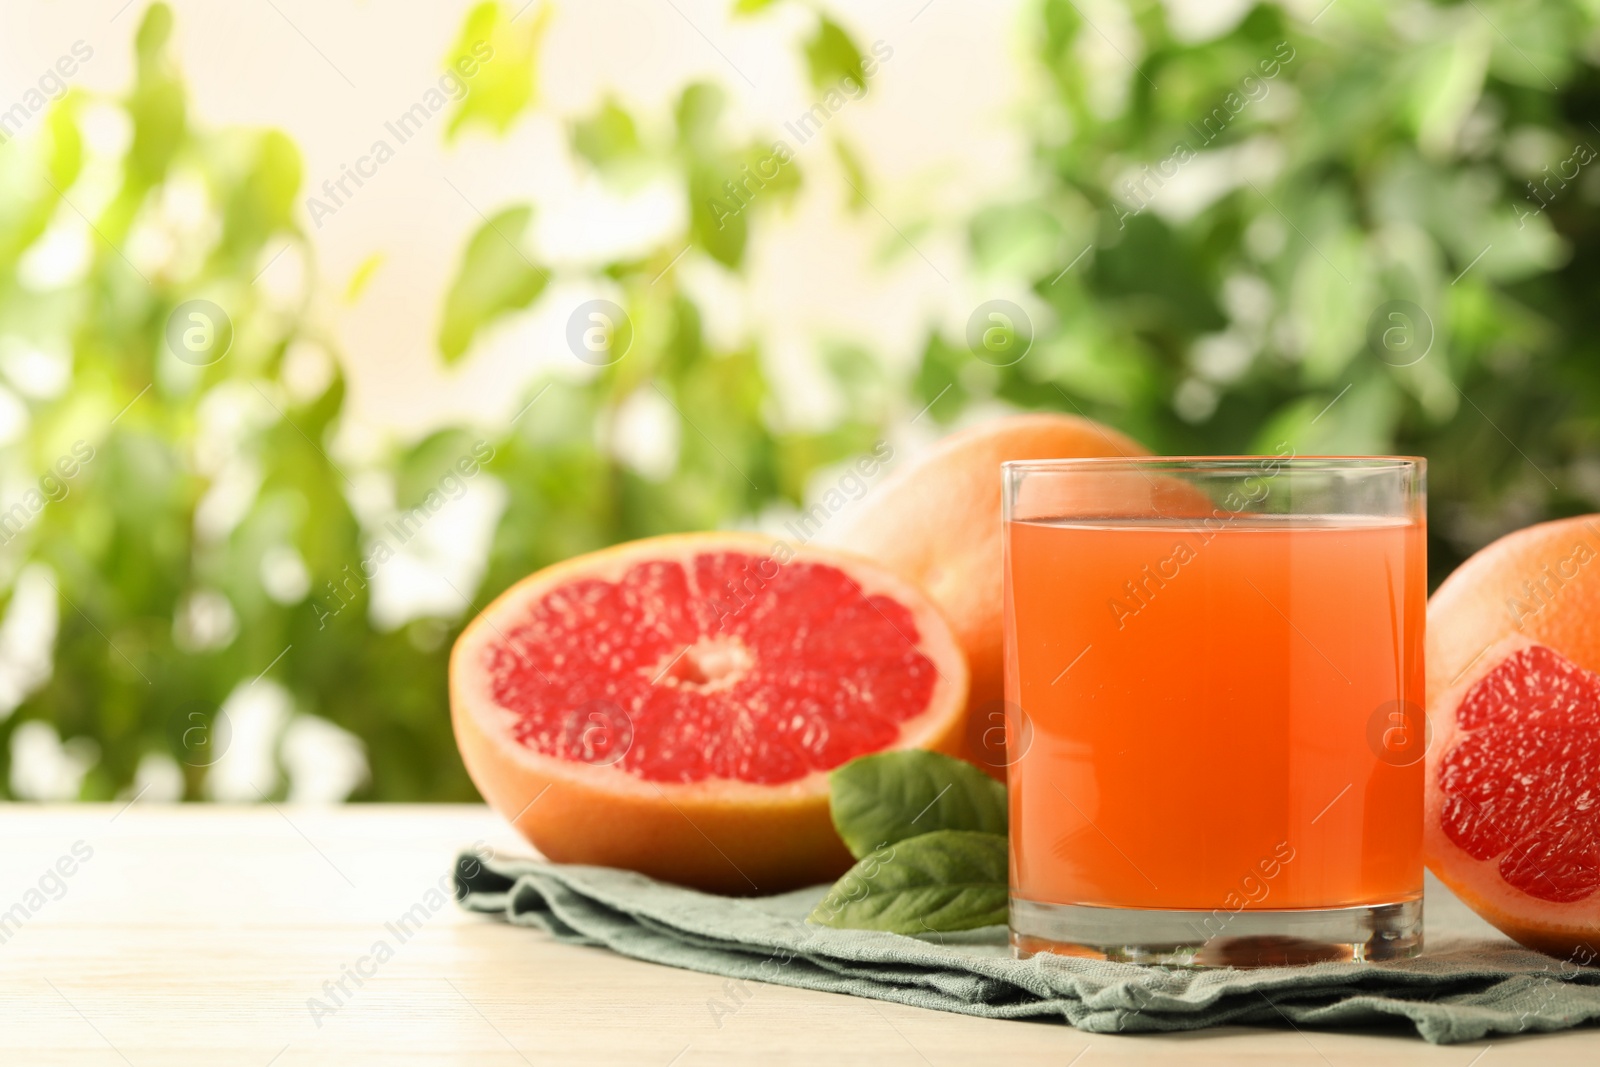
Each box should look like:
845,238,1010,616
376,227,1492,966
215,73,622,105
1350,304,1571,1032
135,2,175,70
572,98,642,171
804,16,866,92
218,130,302,261
688,162,747,268
45,99,84,190
128,2,186,186
829,750,1007,859
446,1,548,140
970,202,1062,278
675,82,725,156
396,428,483,510
437,204,548,362
833,138,869,211
912,334,970,426
808,831,1008,934
344,252,385,303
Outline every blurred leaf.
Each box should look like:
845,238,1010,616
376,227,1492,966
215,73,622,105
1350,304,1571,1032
437,204,548,362
572,98,642,171
344,252,384,303
688,161,749,268
46,99,84,190
675,82,725,156
217,130,301,264
805,15,865,92
1409,24,1490,159
126,2,185,187
833,137,869,210
396,428,484,511
1091,212,1225,339
446,1,549,139
971,203,1063,278
912,334,971,425
675,82,799,268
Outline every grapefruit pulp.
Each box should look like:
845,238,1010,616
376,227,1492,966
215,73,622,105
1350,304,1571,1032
450,532,969,893
837,412,1148,778
1426,516,1600,960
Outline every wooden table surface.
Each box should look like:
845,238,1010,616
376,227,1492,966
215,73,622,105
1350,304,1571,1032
0,804,1594,1065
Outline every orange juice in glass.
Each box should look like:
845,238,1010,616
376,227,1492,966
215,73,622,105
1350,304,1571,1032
1003,457,1425,965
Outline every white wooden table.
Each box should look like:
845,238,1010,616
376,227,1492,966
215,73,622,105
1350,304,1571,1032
0,804,1593,1065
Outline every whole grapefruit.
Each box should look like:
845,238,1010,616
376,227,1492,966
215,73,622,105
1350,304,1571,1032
1426,515,1600,961
837,412,1148,777
450,532,969,893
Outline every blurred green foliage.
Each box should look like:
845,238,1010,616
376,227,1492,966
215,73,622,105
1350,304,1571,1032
1,0,1596,799
944,0,1598,589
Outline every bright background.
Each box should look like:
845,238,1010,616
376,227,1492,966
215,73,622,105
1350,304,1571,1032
0,0,1594,802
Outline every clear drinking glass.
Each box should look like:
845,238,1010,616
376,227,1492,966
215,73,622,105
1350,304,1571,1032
1003,456,1426,966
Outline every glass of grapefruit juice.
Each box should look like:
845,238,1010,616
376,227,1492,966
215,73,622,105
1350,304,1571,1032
1003,456,1426,965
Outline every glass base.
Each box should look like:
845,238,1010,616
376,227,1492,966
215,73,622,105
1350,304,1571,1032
1010,895,1423,967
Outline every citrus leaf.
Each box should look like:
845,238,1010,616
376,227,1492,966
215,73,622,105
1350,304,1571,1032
828,749,1007,859
808,830,1008,934
437,204,547,362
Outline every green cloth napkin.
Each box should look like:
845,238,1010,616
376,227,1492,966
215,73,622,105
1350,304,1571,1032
454,852,1600,1044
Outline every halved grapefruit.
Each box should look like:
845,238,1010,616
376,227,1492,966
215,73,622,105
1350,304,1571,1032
450,532,969,893
1426,515,1600,961
836,412,1148,778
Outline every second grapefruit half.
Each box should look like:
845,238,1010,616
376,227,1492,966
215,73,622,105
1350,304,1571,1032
1426,515,1600,960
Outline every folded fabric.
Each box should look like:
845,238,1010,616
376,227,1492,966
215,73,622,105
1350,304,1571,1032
454,852,1600,1044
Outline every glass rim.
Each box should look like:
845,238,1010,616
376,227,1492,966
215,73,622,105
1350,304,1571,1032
1002,455,1425,474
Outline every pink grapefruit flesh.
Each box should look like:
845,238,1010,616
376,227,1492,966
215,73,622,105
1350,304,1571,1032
1438,645,1600,904
451,532,968,893
1426,515,1600,961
